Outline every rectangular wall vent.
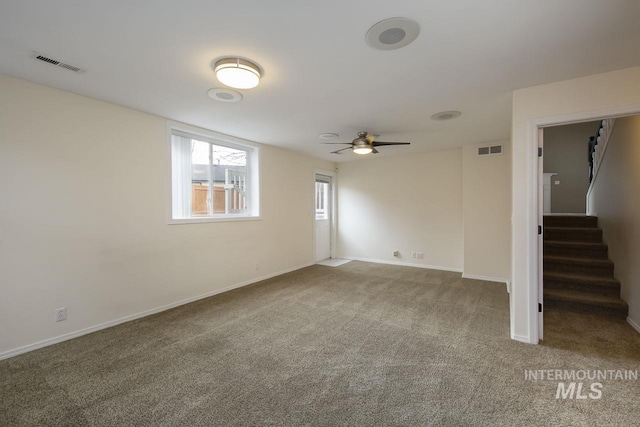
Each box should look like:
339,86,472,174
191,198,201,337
477,144,503,156
32,53,85,73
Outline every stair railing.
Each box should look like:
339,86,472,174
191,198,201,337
586,118,615,214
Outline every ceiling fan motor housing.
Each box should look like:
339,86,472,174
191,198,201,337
354,132,372,147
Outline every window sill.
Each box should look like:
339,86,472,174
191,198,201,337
168,215,262,225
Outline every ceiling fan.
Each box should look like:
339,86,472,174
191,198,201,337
322,131,410,155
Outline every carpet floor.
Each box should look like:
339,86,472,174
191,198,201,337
1,261,639,426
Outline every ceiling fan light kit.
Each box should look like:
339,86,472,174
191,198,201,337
353,146,373,155
214,57,261,89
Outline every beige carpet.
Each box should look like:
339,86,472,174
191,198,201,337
1,261,639,426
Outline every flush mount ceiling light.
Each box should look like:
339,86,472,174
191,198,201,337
366,17,420,50
207,88,243,102
214,57,261,89
431,111,462,121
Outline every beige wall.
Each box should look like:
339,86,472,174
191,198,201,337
543,122,600,213
336,145,512,284
462,143,511,281
512,66,640,343
588,115,640,327
0,74,334,356
336,149,464,271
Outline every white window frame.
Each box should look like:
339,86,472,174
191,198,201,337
166,121,261,224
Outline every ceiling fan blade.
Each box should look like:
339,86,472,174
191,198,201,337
372,141,410,147
330,147,353,154
371,147,379,154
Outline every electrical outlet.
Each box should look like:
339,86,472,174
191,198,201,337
55,307,66,322
392,250,399,257
416,252,424,259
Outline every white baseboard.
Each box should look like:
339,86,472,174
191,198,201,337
511,333,533,344
345,257,462,273
461,274,508,284
627,317,640,335
0,262,313,361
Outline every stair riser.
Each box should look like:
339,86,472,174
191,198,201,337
544,229,602,243
543,217,598,228
544,261,613,277
544,298,627,319
544,245,608,259
544,279,620,298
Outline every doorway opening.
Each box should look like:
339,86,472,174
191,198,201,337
542,121,601,216
538,116,635,341
314,172,334,262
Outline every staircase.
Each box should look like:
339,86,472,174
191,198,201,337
543,215,628,319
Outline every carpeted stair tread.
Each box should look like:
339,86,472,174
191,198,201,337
544,227,603,243
543,240,608,259
544,288,627,309
544,226,601,232
544,240,607,249
544,271,621,297
544,271,620,288
544,255,614,277
544,288,628,319
544,255,613,267
543,215,598,228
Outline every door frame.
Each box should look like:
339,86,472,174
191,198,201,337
537,128,544,340
313,168,337,261
526,105,640,344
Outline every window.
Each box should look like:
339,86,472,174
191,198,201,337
169,127,259,222
315,181,329,220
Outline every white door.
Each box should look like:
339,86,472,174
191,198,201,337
315,175,332,261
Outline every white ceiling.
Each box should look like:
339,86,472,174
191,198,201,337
1,1,640,162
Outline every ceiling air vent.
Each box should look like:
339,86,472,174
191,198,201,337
32,53,85,73
478,145,503,156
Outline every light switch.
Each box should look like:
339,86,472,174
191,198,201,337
554,180,560,185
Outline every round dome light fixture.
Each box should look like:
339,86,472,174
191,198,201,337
207,88,243,102
353,146,373,155
431,110,462,121
214,57,261,89
366,18,420,50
